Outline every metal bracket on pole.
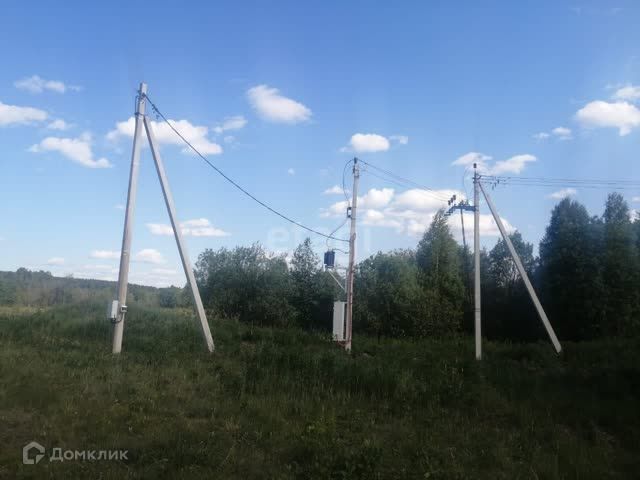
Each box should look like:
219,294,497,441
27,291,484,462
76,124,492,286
111,82,215,354
478,181,562,354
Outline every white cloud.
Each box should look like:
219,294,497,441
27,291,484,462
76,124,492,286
551,126,572,140
287,168,295,175
115,204,125,210
0,100,48,126
213,115,247,134
47,119,71,131
389,135,409,145
533,132,550,140
452,212,515,238
46,257,65,266
14,75,81,94
323,185,345,195
490,154,537,175
146,218,230,237
612,85,640,102
107,117,222,155
632,196,640,203
247,84,311,123
452,152,492,171
548,188,577,199
452,152,535,175
29,133,111,168
575,100,640,136
342,133,390,153
134,249,166,264
90,250,120,260
223,135,235,144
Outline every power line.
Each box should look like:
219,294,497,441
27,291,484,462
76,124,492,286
358,159,452,201
144,94,348,243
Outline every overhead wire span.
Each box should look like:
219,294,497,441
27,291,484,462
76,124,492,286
358,159,452,202
143,94,348,243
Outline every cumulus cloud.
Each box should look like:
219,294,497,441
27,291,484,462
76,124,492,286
47,119,71,131
213,115,247,134
46,257,65,266
575,100,640,136
323,185,346,195
29,132,111,168
491,154,537,175
534,126,572,141
548,188,577,199
0,100,48,126
452,152,535,175
632,196,640,203
146,218,230,237
247,85,311,123
612,84,640,102
287,168,295,175
90,250,120,260
14,75,82,94
389,135,409,145
107,117,222,155
134,249,166,264
342,133,390,153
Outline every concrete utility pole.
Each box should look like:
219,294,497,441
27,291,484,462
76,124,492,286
478,181,562,354
344,158,360,352
473,165,482,360
111,82,214,354
112,83,146,354
144,116,214,353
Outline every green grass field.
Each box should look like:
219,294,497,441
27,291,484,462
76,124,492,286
1,303,638,479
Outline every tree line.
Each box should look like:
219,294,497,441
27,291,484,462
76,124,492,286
195,192,640,342
2,192,638,343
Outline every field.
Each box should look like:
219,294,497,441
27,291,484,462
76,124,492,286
1,303,639,479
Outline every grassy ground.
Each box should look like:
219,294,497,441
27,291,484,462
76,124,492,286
0,303,638,479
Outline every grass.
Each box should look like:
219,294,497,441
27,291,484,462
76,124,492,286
0,303,638,479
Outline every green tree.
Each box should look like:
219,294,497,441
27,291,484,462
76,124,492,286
538,198,603,340
290,238,321,329
415,209,464,335
601,193,639,336
354,250,423,339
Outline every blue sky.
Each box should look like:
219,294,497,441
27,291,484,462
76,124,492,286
1,1,640,287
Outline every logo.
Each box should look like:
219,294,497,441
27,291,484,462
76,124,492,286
23,441,45,465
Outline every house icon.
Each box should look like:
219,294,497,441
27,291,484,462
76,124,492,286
23,441,45,465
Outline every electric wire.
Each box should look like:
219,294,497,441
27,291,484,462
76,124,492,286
358,159,452,201
143,94,349,243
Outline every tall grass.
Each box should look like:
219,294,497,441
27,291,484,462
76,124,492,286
0,303,638,479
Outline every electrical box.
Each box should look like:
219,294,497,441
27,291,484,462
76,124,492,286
332,301,346,341
108,300,119,322
324,250,335,269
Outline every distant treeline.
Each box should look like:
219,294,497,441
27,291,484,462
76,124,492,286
3,192,639,342
0,269,183,309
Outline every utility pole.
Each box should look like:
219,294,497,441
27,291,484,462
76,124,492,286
344,158,359,352
111,82,214,354
473,164,481,360
478,181,562,354
112,83,146,354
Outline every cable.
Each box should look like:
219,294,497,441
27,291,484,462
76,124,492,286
358,159,452,201
144,94,348,243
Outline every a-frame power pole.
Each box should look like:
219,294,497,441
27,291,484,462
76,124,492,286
110,82,214,354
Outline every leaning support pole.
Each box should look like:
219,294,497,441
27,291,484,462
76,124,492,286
473,167,481,360
144,116,215,353
478,181,562,354
112,83,147,354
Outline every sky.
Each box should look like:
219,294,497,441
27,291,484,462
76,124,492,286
1,0,640,287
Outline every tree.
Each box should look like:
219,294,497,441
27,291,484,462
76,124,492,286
290,238,321,329
415,209,464,335
538,198,603,340
601,193,639,336
485,231,540,340
354,250,423,339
